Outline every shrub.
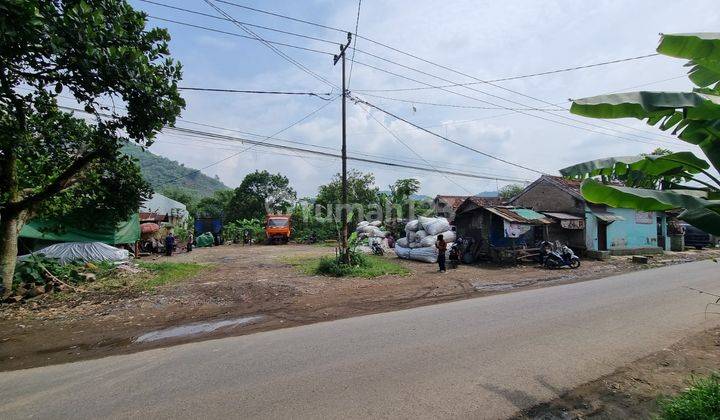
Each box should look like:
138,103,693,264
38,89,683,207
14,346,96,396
658,373,720,420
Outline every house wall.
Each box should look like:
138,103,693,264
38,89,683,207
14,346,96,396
584,207,666,251
510,180,584,214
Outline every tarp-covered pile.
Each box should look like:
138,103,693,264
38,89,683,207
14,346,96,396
19,242,129,264
395,216,454,263
195,232,215,247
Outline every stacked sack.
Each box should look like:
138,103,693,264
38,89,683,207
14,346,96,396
356,220,387,239
395,216,455,263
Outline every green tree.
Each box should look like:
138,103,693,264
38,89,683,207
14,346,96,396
194,190,233,219
382,178,420,219
225,171,296,221
562,33,720,235
315,170,379,220
498,184,525,200
0,0,184,295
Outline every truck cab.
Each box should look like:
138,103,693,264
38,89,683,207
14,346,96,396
265,215,291,244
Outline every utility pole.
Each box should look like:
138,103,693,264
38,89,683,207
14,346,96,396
334,32,352,263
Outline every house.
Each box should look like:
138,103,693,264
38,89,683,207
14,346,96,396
454,197,552,262
509,175,667,256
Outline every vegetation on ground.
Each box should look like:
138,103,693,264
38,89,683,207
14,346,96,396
11,256,207,296
287,254,409,278
0,0,185,296
657,373,720,420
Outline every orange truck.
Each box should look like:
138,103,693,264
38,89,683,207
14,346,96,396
265,215,291,244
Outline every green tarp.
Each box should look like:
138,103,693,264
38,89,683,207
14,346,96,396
19,213,140,244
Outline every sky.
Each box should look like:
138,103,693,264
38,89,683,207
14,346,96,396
109,0,720,198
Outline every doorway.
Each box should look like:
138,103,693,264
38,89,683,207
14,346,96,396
656,216,666,249
597,222,608,251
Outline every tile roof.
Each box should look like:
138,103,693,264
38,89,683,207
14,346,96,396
435,195,471,210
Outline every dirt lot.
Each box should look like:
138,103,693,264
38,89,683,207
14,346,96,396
514,326,720,419
1,244,719,372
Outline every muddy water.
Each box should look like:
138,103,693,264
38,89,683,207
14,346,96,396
134,315,265,343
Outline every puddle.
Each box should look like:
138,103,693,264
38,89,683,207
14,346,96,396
134,315,265,343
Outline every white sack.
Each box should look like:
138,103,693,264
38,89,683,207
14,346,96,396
415,230,428,241
396,237,408,248
407,231,418,243
405,220,420,232
358,221,370,228
20,242,129,265
419,216,451,236
394,245,449,263
369,220,382,227
420,231,457,247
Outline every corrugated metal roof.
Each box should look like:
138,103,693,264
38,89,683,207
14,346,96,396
542,212,584,220
593,211,625,222
512,208,547,220
485,207,553,225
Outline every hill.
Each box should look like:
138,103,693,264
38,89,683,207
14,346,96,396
122,143,229,198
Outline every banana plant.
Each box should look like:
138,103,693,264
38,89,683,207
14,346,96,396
565,33,720,235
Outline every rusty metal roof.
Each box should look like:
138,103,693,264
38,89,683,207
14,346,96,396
484,206,553,225
435,195,471,210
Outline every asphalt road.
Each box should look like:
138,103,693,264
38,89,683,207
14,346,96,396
2,260,719,419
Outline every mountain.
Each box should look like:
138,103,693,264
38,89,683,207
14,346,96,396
122,144,230,198
475,191,499,197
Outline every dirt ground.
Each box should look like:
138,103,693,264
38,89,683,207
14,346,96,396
513,326,720,419
1,244,719,372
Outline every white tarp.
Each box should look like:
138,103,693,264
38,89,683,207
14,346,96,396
140,193,187,220
20,242,130,264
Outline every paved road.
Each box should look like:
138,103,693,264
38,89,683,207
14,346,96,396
2,260,719,419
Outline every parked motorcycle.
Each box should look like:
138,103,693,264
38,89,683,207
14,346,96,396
371,240,384,256
540,240,580,269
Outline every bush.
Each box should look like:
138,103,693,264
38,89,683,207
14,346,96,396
658,373,720,420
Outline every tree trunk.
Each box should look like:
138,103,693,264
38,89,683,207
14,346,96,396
0,211,25,297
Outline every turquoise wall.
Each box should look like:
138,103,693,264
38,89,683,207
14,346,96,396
584,207,666,251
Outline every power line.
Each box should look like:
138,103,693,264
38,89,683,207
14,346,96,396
346,0,362,89
351,60,675,147
196,1,677,145
202,0,338,89
47,88,527,178
177,87,333,99
159,128,530,182
350,96,547,175
147,15,334,56
357,102,475,194
359,91,563,111
353,54,661,92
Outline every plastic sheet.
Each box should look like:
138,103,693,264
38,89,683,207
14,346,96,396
20,242,129,264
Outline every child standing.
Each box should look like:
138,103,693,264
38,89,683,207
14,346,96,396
435,234,447,273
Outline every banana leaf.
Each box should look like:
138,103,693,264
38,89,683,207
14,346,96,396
657,33,720,70
581,178,720,235
570,91,720,120
560,152,709,178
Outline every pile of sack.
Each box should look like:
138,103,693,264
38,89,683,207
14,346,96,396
356,220,387,239
395,216,455,263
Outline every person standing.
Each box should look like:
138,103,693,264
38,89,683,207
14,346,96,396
187,232,194,252
165,232,175,257
435,234,447,273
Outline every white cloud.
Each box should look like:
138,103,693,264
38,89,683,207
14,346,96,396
135,0,719,197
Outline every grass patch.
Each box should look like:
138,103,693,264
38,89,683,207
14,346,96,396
92,261,208,292
657,373,720,419
287,254,410,278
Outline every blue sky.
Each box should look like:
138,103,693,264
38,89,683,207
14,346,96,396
109,0,720,197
